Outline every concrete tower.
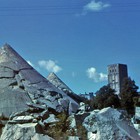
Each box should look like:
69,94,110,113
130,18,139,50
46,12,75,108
108,64,128,94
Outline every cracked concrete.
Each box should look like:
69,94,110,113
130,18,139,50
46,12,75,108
0,44,79,119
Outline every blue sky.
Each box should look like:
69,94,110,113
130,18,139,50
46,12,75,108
0,0,140,94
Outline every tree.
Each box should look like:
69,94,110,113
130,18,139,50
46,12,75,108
93,85,120,109
119,77,139,115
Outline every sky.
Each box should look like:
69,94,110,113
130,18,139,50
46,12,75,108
0,0,140,94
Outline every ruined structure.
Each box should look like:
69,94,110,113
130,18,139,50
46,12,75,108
0,44,79,118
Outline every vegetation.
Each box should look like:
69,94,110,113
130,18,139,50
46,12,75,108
133,97,140,107
46,112,70,139
76,124,87,140
89,85,120,110
87,77,139,116
119,77,139,115
45,111,87,140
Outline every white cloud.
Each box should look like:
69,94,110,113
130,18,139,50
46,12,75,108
86,67,107,82
99,72,108,81
27,60,34,67
38,60,62,73
84,0,111,13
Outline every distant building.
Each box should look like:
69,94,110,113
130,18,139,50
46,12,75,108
108,64,128,94
79,92,94,100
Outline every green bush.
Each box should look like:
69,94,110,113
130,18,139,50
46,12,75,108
119,77,139,115
46,112,71,139
89,85,120,110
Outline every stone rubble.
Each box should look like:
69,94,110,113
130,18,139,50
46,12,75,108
83,107,140,140
0,44,140,140
0,44,79,119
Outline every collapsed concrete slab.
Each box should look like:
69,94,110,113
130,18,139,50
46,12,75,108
0,44,79,118
83,107,140,140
